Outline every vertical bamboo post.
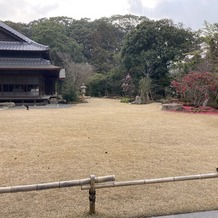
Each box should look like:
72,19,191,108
89,175,96,214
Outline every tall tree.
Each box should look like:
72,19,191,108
201,21,218,72
90,19,122,73
121,19,197,98
68,18,94,61
69,18,124,73
108,14,148,33
30,18,84,63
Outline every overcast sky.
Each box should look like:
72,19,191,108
0,0,218,30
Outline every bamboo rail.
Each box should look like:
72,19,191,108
81,172,218,190
0,175,115,194
1,171,218,215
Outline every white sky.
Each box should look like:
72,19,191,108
0,0,218,30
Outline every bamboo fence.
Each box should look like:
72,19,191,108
0,175,115,194
1,171,218,214
82,172,218,190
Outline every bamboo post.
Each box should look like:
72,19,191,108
89,175,96,214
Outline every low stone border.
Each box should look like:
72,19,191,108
162,103,183,111
0,102,15,110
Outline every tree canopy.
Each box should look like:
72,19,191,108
121,19,197,97
2,15,217,104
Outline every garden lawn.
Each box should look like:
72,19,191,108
0,98,218,218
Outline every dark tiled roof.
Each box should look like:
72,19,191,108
0,57,51,65
0,58,60,70
0,41,49,51
0,21,49,51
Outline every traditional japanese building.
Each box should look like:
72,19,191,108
0,21,61,105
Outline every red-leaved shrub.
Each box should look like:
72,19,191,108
171,72,218,107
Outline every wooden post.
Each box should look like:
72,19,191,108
89,175,96,214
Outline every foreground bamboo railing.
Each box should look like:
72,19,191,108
0,175,115,194
0,170,218,214
81,172,218,190
0,175,115,215
81,171,218,214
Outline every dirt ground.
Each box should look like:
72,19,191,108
0,98,218,218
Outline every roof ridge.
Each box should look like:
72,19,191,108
0,21,49,50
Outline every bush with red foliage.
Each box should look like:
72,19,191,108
183,105,218,113
171,72,218,107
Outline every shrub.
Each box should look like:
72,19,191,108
62,89,78,103
120,97,130,103
87,73,107,97
171,72,218,107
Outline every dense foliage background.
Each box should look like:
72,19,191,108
2,15,218,106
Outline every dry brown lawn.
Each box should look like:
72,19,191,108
0,98,218,218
